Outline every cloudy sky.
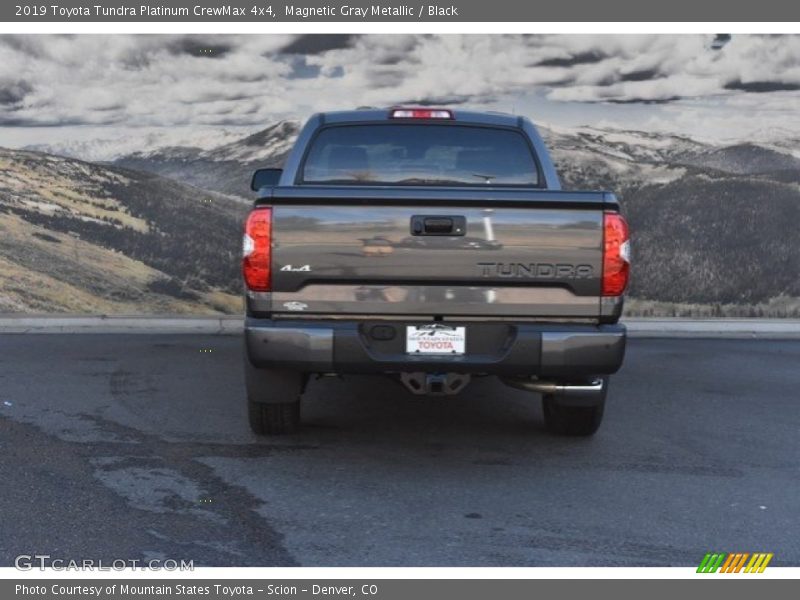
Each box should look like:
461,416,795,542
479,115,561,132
2,34,800,154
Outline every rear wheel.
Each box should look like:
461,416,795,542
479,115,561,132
542,377,607,436
245,360,304,435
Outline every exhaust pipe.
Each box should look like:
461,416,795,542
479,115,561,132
502,377,604,395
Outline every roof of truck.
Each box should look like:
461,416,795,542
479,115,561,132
317,108,525,128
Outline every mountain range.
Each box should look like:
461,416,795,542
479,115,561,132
112,121,299,199
8,119,800,315
0,148,247,313
541,126,800,308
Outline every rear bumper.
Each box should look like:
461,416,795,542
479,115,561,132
245,318,626,378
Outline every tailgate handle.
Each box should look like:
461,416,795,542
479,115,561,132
411,215,466,236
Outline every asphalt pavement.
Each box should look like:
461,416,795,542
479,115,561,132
0,334,798,566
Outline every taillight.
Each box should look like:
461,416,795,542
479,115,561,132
390,108,453,119
602,211,630,296
242,207,272,291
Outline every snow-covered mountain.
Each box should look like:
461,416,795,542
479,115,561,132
540,126,698,191
26,119,800,200
539,124,800,192
113,120,301,198
23,128,249,163
111,120,800,200
196,120,299,163
542,125,709,164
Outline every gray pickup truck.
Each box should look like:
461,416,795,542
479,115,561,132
243,108,629,436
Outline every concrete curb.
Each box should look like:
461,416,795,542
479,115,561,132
624,318,800,339
0,316,243,335
2,316,800,338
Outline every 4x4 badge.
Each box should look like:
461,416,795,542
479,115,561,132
280,264,312,272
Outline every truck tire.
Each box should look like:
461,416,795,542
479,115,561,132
245,360,303,435
542,377,607,436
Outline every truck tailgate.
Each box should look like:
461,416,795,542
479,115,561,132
266,188,611,318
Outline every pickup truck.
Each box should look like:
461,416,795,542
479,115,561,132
243,108,629,436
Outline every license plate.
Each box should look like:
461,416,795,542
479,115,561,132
406,325,466,355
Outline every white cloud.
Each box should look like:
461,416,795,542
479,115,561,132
1,34,799,141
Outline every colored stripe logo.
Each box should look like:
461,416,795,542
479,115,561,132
697,552,773,573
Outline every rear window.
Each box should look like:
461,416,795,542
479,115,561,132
301,124,540,186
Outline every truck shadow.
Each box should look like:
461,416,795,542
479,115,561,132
298,373,555,440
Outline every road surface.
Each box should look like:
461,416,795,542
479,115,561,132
0,335,798,566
